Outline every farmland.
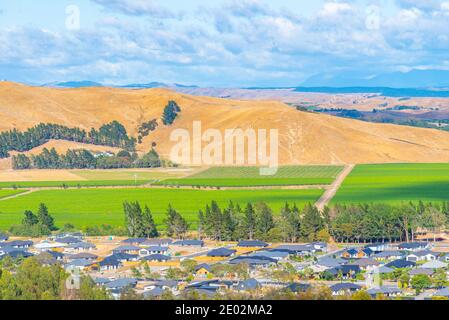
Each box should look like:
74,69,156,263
332,163,449,204
0,188,323,230
0,190,27,200
157,165,343,187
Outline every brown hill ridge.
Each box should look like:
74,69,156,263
1,81,449,165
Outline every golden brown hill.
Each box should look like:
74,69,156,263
1,81,449,165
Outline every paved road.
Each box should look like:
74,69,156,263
315,164,354,211
0,190,34,201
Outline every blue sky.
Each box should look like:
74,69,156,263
0,0,448,87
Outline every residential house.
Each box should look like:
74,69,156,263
326,265,361,279
0,233,8,242
172,240,204,247
377,266,394,275
66,259,95,271
372,250,405,261
341,248,358,259
5,240,33,249
329,283,362,296
121,238,148,245
433,287,449,299
207,248,236,258
105,278,138,291
398,242,430,252
342,247,373,259
99,257,122,271
110,253,139,262
274,244,315,256
364,243,390,253
385,259,416,269
350,258,380,271
366,286,402,298
47,250,65,261
317,257,346,269
65,242,96,253
237,240,269,248
195,264,212,278
229,255,277,267
34,242,67,252
233,279,261,291
141,239,173,247
55,237,82,245
68,252,98,261
256,250,289,261
311,242,328,252
286,283,312,293
139,246,169,257
141,254,171,262
409,268,435,276
112,245,140,255
406,250,439,262
422,260,448,269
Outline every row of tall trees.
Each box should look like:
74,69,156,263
123,201,159,238
0,121,136,159
329,202,449,243
12,148,161,170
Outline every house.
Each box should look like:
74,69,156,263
398,242,430,252
207,248,236,258
99,257,122,271
186,280,233,293
433,287,449,299
110,253,139,262
34,242,67,252
141,239,173,247
147,280,179,291
112,245,140,255
409,268,435,276
422,260,448,269
385,259,416,269
233,279,260,291
0,249,34,259
172,240,204,247
366,286,402,298
139,246,169,256
122,238,148,245
144,287,165,299
326,265,361,279
5,240,33,249
256,250,289,261
406,250,439,262
65,242,96,252
237,240,269,248
229,255,277,267
317,257,346,268
364,243,390,253
104,278,138,291
94,278,111,286
66,259,95,270
273,244,315,256
350,258,380,271
311,242,328,252
141,254,171,262
329,283,362,296
47,250,65,261
286,283,312,293
0,233,8,242
195,264,212,277
68,252,98,261
372,250,405,261
55,237,82,245
377,266,394,274
341,248,358,259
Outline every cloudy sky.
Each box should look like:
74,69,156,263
1,0,449,87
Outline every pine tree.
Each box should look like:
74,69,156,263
22,210,39,227
242,203,257,240
37,203,56,231
255,202,275,240
301,203,324,241
142,206,159,238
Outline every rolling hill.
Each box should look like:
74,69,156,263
2,81,449,166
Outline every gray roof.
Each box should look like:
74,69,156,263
113,245,140,252
238,240,269,247
373,250,404,258
433,287,449,297
234,278,260,291
140,254,170,262
366,286,402,295
350,258,380,267
207,247,236,257
144,246,169,252
68,252,98,260
144,287,165,298
105,278,138,289
172,240,204,246
67,259,94,267
317,257,345,268
409,268,434,276
378,266,394,274
67,242,96,249
330,283,362,292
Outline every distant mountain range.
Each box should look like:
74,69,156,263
43,81,198,89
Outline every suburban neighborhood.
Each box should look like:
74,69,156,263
2,231,449,300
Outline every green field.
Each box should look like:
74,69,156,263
0,188,323,230
333,163,449,204
0,180,153,188
0,190,27,199
158,166,343,187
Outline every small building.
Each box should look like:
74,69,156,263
112,245,140,255
229,255,277,267
65,242,96,253
256,250,289,261
317,257,346,269
195,264,212,278
104,278,138,291
68,252,98,261
207,248,236,258
406,250,439,262
398,242,430,252
372,250,405,261
422,260,448,269
141,239,173,247
121,238,148,245
5,240,33,249
385,259,416,269
364,243,390,253
66,259,95,271
286,282,311,293
350,258,380,271
341,248,358,259
99,257,122,271
34,242,67,252
139,246,169,256
329,283,362,296
409,268,435,276
237,240,269,248
433,287,449,299
233,279,260,291
366,286,402,298
55,237,82,245
47,250,65,261
141,254,171,262
110,253,139,262
326,265,361,279
172,240,204,247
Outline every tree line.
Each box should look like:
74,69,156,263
12,148,162,170
0,121,136,159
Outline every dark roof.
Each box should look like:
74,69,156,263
4,240,33,247
327,265,361,276
112,245,140,252
0,233,8,241
56,237,82,244
122,238,148,244
99,257,122,267
67,242,96,249
237,240,269,247
110,253,138,261
373,250,404,258
407,250,439,257
286,282,311,293
274,244,314,253
195,264,212,272
229,255,277,266
385,259,416,269
433,287,449,297
207,247,236,257
366,286,402,296
68,252,98,260
105,278,138,289
351,258,380,267
234,278,260,291
143,246,169,252
344,248,358,256
1,250,34,259
398,242,428,249
172,240,204,246
67,259,94,267
144,287,165,298
409,268,434,276
142,239,173,246
152,280,179,288
330,283,362,292
141,254,171,262
317,257,345,268
47,251,65,260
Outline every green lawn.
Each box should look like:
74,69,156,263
158,166,343,187
0,190,27,199
333,163,449,204
0,188,323,230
